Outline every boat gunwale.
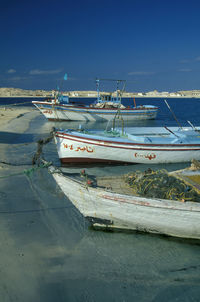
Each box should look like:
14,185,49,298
55,132,200,150
51,169,200,213
32,101,158,111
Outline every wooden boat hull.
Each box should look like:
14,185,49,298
54,129,200,164
50,167,200,240
32,101,158,121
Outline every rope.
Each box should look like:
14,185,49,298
11,102,33,106
0,128,55,178
0,160,29,167
32,128,55,165
0,128,71,216
0,205,72,215
0,162,52,179
1,101,34,106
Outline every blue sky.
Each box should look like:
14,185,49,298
1,0,200,92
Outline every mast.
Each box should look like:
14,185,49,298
96,78,101,102
96,78,126,103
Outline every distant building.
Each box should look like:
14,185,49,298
178,90,200,97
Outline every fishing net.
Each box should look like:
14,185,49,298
125,168,200,202
94,102,125,109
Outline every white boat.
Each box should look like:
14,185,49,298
49,164,200,240
32,100,158,122
32,79,158,121
54,126,200,164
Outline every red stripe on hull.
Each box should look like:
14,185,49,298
55,134,200,150
60,157,128,164
48,118,69,121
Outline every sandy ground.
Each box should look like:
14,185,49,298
0,106,36,128
0,106,41,171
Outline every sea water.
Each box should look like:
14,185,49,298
0,97,200,301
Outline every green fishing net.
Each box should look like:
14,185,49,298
125,169,200,202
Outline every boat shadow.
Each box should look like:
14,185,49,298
88,224,200,246
0,131,35,144
47,118,159,131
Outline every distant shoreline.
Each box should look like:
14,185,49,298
0,88,200,98
0,95,199,99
